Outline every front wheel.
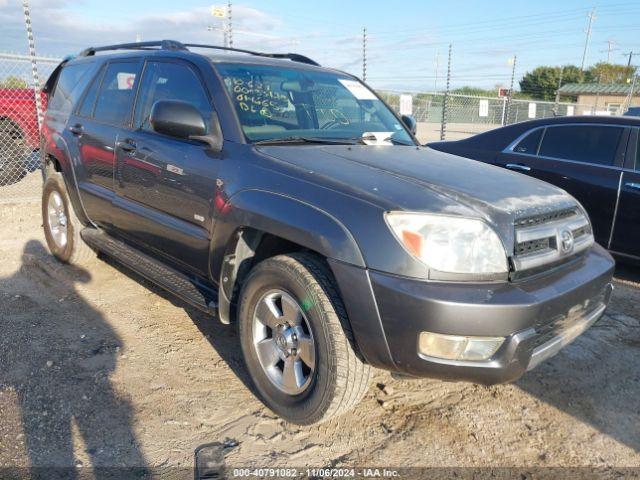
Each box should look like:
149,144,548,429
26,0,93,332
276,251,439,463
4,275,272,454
238,253,371,425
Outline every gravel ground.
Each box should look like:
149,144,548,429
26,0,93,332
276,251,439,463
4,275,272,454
0,201,639,479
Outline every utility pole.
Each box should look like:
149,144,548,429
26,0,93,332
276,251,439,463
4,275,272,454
227,0,233,47
504,55,517,124
434,51,440,91
554,66,564,115
207,25,228,47
600,39,618,63
362,27,367,82
622,51,639,67
580,9,596,71
622,74,637,113
440,43,452,141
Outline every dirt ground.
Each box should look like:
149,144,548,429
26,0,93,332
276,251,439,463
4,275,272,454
0,201,639,478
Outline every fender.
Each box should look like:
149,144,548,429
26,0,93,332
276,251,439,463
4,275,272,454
42,127,93,228
210,189,366,323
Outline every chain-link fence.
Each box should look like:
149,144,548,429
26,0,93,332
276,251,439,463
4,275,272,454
0,53,59,204
379,91,594,143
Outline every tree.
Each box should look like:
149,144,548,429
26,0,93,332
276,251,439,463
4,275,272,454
0,76,28,89
585,62,637,84
519,65,584,100
451,86,495,97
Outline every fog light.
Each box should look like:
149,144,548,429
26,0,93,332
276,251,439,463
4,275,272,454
418,332,505,361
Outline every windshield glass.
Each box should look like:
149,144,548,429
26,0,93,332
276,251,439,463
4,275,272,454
215,63,414,145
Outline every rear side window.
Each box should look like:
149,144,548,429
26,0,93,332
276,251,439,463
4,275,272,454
77,65,104,118
48,62,96,116
133,61,211,132
513,129,543,154
93,61,141,127
538,125,623,166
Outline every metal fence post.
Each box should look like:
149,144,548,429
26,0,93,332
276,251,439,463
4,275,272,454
440,43,452,141
22,0,43,132
504,55,516,125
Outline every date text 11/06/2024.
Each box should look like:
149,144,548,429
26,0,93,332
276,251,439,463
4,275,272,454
231,468,400,478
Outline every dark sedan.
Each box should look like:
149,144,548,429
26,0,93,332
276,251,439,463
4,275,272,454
429,115,640,262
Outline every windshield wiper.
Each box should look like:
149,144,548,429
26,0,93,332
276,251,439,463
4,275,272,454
345,134,416,146
384,136,416,146
254,136,358,146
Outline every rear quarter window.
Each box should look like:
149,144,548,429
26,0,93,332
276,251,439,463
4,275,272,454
513,128,543,154
48,62,97,116
77,65,105,118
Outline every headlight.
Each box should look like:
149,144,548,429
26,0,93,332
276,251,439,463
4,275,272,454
385,212,508,277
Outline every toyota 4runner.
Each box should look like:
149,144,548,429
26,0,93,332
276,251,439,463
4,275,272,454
41,40,614,425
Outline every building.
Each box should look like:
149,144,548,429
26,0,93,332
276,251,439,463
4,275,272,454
557,83,639,115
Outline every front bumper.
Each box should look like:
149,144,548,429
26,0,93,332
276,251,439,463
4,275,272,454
332,244,615,385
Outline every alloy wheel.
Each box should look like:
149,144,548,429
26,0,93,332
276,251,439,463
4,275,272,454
252,289,316,395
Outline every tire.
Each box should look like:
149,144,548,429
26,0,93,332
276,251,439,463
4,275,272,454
238,252,371,425
42,172,95,264
0,120,27,186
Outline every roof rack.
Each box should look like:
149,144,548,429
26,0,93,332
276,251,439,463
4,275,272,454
183,43,320,66
77,39,320,66
78,40,187,57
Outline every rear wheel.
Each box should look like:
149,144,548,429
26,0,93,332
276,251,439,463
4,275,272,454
238,253,371,425
42,172,95,264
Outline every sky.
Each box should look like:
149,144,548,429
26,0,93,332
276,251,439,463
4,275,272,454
1,0,640,92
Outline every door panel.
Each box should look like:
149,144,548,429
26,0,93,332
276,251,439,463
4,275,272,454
609,171,640,257
496,125,627,247
73,120,119,225
112,59,219,276
72,60,142,225
610,130,640,257
114,132,218,274
496,151,620,247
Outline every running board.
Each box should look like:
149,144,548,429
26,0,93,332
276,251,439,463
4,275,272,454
81,228,218,316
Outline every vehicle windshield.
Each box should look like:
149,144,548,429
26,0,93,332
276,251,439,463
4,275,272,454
215,63,414,145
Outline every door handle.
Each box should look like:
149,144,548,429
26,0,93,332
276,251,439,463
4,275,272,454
68,124,83,135
117,140,137,152
625,182,640,190
505,163,531,172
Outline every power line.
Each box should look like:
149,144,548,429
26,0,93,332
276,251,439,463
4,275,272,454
600,39,619,62
368,2,638,38
622,50,640,66
291,3,640,42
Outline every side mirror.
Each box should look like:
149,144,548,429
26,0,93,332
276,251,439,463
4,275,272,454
150,100,223,154
401,114,417,136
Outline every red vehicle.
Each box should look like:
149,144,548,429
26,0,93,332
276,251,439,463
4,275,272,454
0,88,44,185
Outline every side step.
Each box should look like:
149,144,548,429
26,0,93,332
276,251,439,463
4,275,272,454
81,228,218,316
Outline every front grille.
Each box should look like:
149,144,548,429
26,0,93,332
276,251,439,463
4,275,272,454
515,237,550,256
512,207,594,274
530,289,607,349
514,207,577,229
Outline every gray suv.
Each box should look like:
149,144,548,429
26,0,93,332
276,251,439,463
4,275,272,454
41,40,614,425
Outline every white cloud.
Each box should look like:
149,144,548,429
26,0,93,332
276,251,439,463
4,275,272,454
0,2,365,80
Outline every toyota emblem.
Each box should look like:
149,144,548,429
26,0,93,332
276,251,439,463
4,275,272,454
559,229,574,254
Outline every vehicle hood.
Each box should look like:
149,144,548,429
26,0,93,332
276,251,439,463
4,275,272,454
256,145,579,248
